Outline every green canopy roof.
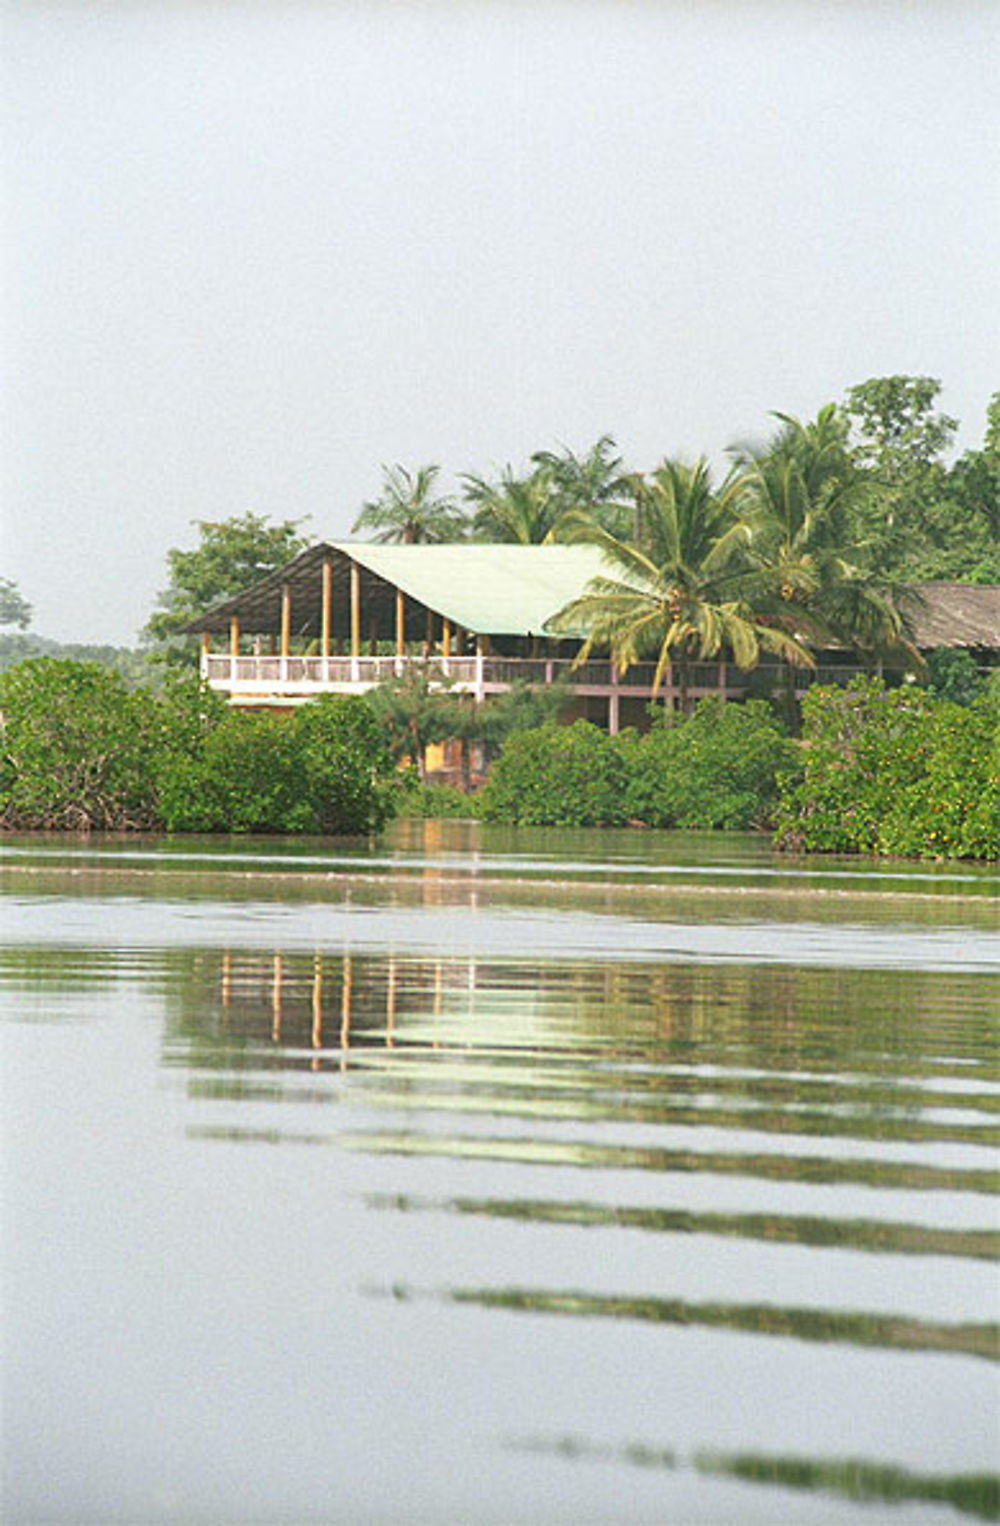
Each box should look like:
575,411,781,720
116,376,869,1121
186,541,611,639
340,542,608,636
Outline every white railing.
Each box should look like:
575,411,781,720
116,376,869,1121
202,651,874,703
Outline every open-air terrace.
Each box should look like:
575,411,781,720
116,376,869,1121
189,542,1000,732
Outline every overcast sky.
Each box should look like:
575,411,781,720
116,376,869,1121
3,0,998,644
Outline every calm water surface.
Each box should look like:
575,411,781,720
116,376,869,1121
2,824,998,1524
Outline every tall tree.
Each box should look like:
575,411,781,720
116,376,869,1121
351,464,467,544
734,408,906,659
843,376,958,570
0,578,32,630
530,435,633,536
550,458,812,711
461,463,574,544
144,512,310,664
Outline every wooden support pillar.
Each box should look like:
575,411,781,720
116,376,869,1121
229,615,240,657
396,588,405,659
281,583,291,658
321,557,332,660
442,618,451,658
350,563,361,663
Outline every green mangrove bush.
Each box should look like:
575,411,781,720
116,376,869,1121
776,677,1000,860
481,719,630,826
480,700,800,831
622,698,801,830
0,660,397,835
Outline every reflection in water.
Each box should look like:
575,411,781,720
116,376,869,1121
364,1191,1000,1260
512,1437,1000,1521
441,1283,999,1362
4,893,999,1523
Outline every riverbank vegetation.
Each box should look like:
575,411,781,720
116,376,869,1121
0,660,394,835
0,658,996,857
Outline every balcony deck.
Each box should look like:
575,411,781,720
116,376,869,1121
201,651,862,722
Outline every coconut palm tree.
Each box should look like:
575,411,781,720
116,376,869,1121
550,458,814,711
460,464,573,544
530,435,633,536
733,410,910,658
352,464,467,544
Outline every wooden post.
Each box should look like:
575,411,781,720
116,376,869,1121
200,631,210,679
229,616,240,686
396,588,405,661
350,562,361,677
322,555,334,662
281,583,291,659
442,618,451,658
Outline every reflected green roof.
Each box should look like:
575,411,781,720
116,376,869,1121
336,542,609,636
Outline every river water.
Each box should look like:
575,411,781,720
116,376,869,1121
2,823,998,1524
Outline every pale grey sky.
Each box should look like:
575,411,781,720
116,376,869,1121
3,0,998,644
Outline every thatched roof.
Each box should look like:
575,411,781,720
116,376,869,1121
904,583,1000,650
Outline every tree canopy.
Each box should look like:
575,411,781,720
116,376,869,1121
0,578,32,630
351,464,466,544
144,511,311,662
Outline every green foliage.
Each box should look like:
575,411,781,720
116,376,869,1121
549,457,813,706
158,710,315,833
479,680,574,759
0,631,151,684
396,780,484,819
0,659,162,829
0,578,32,630
366,669,458,778
481,720,630,826
841,376,999,582
293,695,397,834
351,464,467,544
158,695,396,835
926,647,987,707
0,659,396,835
623,698,802,830
144,512,310,664
777,677,1000,860
479,701,802,830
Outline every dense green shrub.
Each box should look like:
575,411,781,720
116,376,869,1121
926,646,988,706
480,719,629,826
777,677,1000,860
0,660,396,835
478,701,800,831
396,780,484,819
153,694,397,835
0,660,162,829
623,698,801,830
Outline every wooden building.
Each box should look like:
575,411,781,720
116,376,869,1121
187,544,1000,734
